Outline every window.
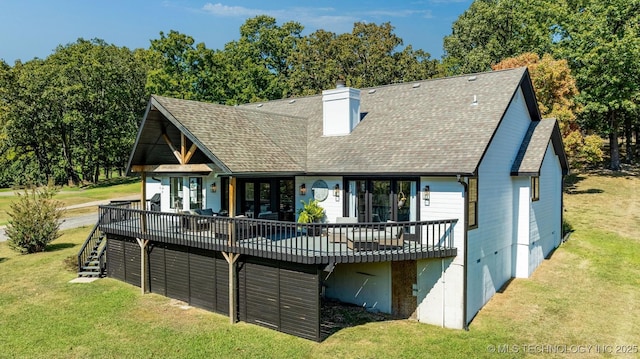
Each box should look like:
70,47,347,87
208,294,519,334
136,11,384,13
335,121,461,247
531,176,540,201
468,177,478,229
189,177,203,209
170,177,183,209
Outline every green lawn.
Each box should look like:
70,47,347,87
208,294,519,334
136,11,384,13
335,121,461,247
0,171,638,358
0,179,140,225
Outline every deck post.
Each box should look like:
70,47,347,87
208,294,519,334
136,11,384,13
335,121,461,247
221,252,239,324
136,238,149,294
228,177,236,246
140,171,147,233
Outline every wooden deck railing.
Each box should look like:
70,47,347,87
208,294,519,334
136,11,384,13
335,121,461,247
98,205,458,264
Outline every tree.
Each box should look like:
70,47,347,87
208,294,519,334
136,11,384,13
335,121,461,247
146,31,226,102
44,39,148,182
2,59,60,184
288,22,439,96
554,0,640,170
287,29,343,96
493,53,603,168
1,39,148,185
221,16,303,103
442,0,556,74
5,184,64,254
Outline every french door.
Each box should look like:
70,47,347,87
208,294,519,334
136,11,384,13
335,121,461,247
237,178,294,221
346,179,418,222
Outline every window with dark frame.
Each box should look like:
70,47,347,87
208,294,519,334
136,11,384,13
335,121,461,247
531,176,540,201
468,177,478,229
169,177,183,209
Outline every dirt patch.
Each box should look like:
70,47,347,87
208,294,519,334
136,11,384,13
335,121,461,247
320,299,393,339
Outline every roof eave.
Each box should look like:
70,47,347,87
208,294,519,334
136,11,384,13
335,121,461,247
145,95,232,173
125,99,154,175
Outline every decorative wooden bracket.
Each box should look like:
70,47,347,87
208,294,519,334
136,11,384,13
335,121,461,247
162,132,198,165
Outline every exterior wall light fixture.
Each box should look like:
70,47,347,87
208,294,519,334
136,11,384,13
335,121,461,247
423,185,430,206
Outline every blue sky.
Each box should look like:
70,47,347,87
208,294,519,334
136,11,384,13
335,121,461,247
0,0,471,64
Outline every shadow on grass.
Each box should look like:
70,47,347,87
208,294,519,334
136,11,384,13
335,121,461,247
564,173,586,194
320,299,395,341
496,278,514,294
569,188,604,195
45,243,76,252
565,173,605,195
0,257,7,264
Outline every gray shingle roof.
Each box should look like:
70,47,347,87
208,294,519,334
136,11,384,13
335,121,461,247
242,67,530,175
130,67,565,176
137,96,307,173
511,118,568,176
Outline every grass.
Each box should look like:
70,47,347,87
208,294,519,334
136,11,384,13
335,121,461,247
0,180,139,225
0,171,639,358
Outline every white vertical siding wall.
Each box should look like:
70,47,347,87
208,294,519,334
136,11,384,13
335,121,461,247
159,176,170,212
203,175,221,211
467,87,532,321
295,176,343,222
416,177,465,328
324,262,391,313
144,177,162,209
528,143,562,275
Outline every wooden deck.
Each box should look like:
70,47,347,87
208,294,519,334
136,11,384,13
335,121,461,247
98,206,458,264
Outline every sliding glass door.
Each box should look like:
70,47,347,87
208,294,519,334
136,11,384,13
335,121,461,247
347,179,417,222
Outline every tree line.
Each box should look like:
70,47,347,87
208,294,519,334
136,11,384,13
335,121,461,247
443,0,639,171
0,1,638,186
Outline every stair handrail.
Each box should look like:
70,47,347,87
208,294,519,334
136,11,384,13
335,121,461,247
96,235,108,275
77,211,107,274
76,222,101,273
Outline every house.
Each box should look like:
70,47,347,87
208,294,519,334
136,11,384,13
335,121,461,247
83,67,568,340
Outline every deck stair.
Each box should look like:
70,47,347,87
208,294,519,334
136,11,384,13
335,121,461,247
77,222,107,278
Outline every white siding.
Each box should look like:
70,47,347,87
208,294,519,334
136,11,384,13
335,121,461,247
203,175,221,211
416,177,466,328
295,176,343,222
528,143,562,275
466,87,532,322
416,257,464,328
420,177,466,265
144,177,162,209
324,262,391,313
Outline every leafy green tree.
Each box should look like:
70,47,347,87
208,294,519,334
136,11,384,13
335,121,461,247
45,39,148,182
222,16,303,103
146,31,226,102
1,39,147,185
6,184,64,254
287,29,343,96
554,0,640,170
288,22,439,96
442,0,556,74
2,59,60,184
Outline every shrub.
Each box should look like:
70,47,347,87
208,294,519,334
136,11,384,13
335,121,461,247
296,199,325,223
564,130,604,169
5,184,64,254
